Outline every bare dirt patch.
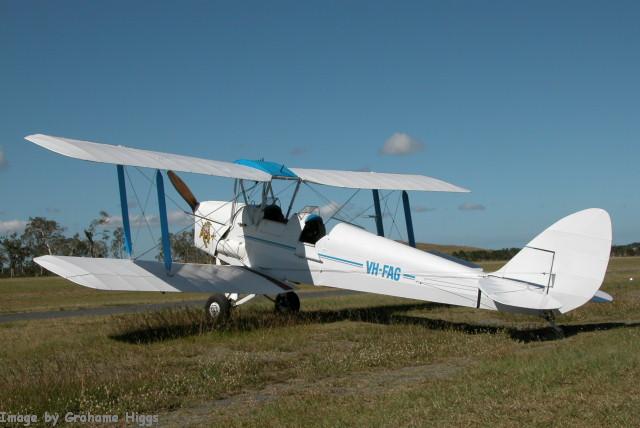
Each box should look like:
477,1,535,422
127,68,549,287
160,358,470,426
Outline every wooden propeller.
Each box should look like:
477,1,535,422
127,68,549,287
167,170,199,212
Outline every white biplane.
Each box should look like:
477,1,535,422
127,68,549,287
26,134,613,331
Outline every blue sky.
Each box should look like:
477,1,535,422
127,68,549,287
1,0,638,251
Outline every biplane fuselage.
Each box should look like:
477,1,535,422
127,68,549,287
195,200,486,310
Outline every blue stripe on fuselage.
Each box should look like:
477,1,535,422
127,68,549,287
318,253,363,267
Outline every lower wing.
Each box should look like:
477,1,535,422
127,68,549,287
35,256,291,294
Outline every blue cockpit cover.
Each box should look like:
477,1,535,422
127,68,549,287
234,159,298,178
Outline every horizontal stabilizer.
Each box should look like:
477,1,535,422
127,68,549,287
479,276,562,310
591,290,614,303
35,256,290,294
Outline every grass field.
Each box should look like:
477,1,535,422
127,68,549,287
0,257,639,427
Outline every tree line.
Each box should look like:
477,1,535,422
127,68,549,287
452,248,521,262
453,243,639,262
610,243,640,257
0,213,210,277
1,214,637,276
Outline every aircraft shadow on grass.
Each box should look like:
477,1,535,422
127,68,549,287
110,302,640,345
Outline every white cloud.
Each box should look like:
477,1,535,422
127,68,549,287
102,210,191,228
0,147,7,170
0,220,27,234
459,202,486,211
168,210,191,224
412,205,435,213
290,147,309,156
318,201,341,220
379,133,424,156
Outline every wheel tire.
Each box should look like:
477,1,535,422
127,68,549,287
275,292,300,314
204,294,231,323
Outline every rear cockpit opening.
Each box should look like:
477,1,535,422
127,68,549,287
299,214,326,244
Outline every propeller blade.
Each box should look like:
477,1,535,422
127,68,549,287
167,170,199,212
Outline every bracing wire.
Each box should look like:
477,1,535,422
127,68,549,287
134,167,192,214
130,168,240,260
381,191,394,236
301,182,355,224
124,167,157,255
390,191,405,242
134,174,155,246
344,189,394,225
131,175,294,261
325,188,361,223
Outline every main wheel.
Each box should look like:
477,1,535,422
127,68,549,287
275,292,300,314
204,294,231,323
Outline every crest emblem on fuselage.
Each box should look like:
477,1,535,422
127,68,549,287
199,221,213,248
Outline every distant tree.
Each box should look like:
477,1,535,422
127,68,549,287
611,243,640,257
60,233,91,257
21,217,65,256
84,211,110,258
21,217,66,274
110,227,125,258
157,230,212,264
0,233,29,277
453,248,520,262
0,247,7,274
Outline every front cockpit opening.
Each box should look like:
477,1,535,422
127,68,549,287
299,214,326,244
263,204,287,223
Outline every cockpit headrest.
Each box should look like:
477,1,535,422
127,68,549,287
305,214,322,223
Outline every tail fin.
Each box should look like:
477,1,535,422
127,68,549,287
491,208,612,314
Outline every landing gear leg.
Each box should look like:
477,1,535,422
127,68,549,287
543,311,564,338
275,292,300,314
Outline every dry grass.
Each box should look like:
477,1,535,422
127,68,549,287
0,257,638,427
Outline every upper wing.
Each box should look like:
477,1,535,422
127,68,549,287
26,134,468,191
35,255,291,294
290,168,469,192
25,134,270,181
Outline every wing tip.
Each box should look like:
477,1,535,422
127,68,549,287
25,133,46,143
